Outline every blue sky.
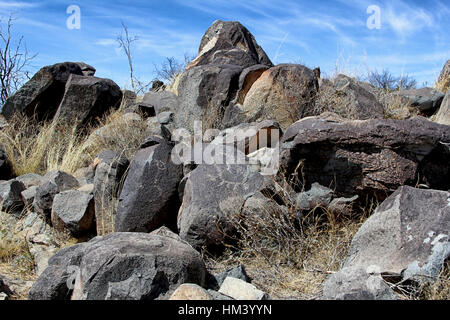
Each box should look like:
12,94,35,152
0,0,448,89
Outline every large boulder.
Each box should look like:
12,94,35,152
396,87,445,114
344,186,449,281
177,163,267,251
29,232,208,300
53,74,122,127
51,190,95,237
187,20,272,70
93,151,129,235
434,92,449,126
1,62,83,120
280,115,450,199
238,64,319,130
175,64,243,132
115,139,183,233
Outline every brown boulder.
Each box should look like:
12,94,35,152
239,64,319,130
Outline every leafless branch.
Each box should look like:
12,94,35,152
0,14,37,105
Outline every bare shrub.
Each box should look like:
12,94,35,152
0,14,37,105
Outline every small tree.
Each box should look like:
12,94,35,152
368,69,417,91
116,21,138,93
153,53,194,83
0,14,37,105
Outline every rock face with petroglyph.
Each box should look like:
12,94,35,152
187,20,273,70
324,186,449,300
177,164,268,251
115,139,183,233
29,231,208,300
280,114,450,199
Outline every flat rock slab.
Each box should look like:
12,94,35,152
344,186,450,281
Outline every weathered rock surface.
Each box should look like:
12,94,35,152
210,120,282,155
0,180,26,214
324,74,385,120
93,151,129,235
344,186,449,281
434,92,449,126
218,277,269,300
214,265,251,288
176,64,243,132
124,102,156,118
0,144,13,180
169,284,212,300
397,87,445,113
33,171,80,217
119,90,137,110
280,115,450,199
1,62,84,120
436,59,450,92
295,183,334,210
142,91,179,114
15,173,45,188
51,190,95,237
53,74,122,127
239,64,319,130
115,139,183,232
322,266,397,300
29,232,208,300
177,163,267,251
21,186,37,207
187,20,272,70
76,62,96,77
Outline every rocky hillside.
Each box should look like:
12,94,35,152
0,20,449,301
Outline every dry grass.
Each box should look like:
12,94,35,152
314,79,359,119
204,168,369,299
0,108,147,177
421,261,450,300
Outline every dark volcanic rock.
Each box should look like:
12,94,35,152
0,180,26,214
176,64,243,132
29,232,207,300
397,87,445,113
53,74,122,127
177,164,266,251
33,171,80,218
1,62,83,120
51,190,95,237
280,115,450,199
344,186,450,280
187,20,273,70
0,144,13,180
115,139,183,232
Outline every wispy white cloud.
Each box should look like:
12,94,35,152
0,1,39,9
384,5,433,38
